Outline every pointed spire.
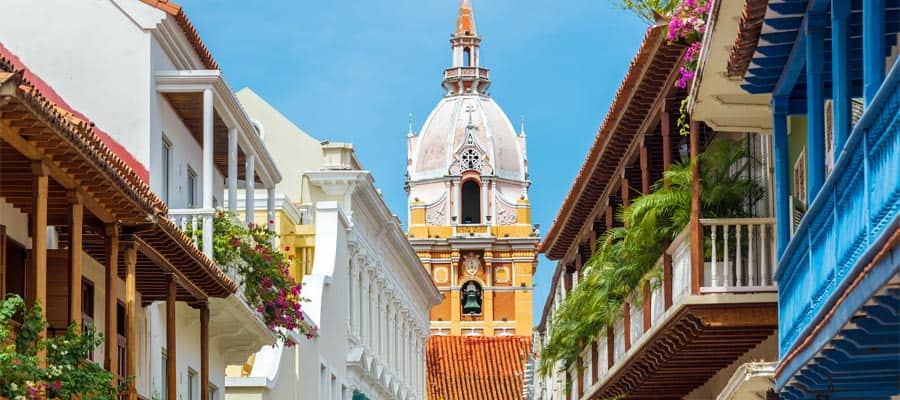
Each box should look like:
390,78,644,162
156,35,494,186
456,0,477,37
519,115,527,137
408,113,415,137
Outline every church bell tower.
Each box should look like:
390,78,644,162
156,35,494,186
405,0,538,337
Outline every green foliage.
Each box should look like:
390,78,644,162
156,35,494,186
0,295,126,399
208,211,313,343
609,0,679,24
538,138,762,375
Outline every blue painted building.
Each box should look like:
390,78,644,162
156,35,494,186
741,0,899,398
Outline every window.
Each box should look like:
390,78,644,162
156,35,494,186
81,279,95,361
161,136,172,203
188,368,199,400
463,47,472,66
209,383,218,400
161,352,168,400
187,167,197,208
461,180,481,224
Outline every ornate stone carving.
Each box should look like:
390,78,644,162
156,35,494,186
462,252,481,276
497,208,517,225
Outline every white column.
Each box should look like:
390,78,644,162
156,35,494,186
227,128,238,213
201,88,215,256
349,261,358,337
244,154,256,225
369,278,377,350
359,270,368,341
481,179,488,224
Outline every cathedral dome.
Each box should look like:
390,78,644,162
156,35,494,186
410,95,526,182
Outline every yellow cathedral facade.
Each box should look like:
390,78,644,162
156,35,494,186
406,0,538,338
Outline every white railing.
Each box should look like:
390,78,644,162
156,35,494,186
168,208,216,257
584,219,778,397
700,218,777,293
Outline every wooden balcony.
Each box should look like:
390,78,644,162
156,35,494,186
582,219,778,399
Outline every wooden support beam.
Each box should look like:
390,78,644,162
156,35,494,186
166,275,177,400
661,110,672,173
133,236,208,302
30,161,48,365
124,245,137,400
104,224,119,384
640,145,650,195
621,175,630,208
200,302,210,400
68,192,83,327
623,302,631,351
606,326,615,369
689,120,703,295
642,280,652,331
663,253,673,309
0,122,117,223
0,225,6,297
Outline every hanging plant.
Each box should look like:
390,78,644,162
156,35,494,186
203,211,314,344
668,0,710,89
539,138,763,374
0,295,127,400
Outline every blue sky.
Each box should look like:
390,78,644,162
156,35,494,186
179,0,649,322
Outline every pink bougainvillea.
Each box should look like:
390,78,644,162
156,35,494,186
668,0,711,88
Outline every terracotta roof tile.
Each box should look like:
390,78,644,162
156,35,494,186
726,0,768,78
539,25,685,260
427,336,532,400
0,45,237,298
139,0,220,70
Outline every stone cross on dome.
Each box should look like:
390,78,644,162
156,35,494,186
465,104,476,125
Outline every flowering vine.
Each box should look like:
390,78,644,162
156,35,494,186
1,295,126,399
208,211,314,344
667,0,710,89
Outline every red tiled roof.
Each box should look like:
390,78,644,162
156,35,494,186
0,45,237,298
427,336,532,400
539,24,685,260
140,0,220,71
726,0,768,77
0,42,150,183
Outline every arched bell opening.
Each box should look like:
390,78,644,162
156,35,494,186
460,180,481,224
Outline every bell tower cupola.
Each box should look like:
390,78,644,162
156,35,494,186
444,0,491,96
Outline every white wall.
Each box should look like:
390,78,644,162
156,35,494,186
0,0,158,168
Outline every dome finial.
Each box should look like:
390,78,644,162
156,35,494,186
519,115,526,137
408,113,415,137
456,0,476,37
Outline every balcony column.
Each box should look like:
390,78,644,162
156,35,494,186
200,303,210,400
228,128,239,214
863,0,885,105
772,96,791,257
267,186,276,246
661,108,672,174
124,244,138,400
831,1,851,155
201,88,214,257
104,223,119,382
30,162,48,363
689,120,703,295
480,178,488,224
805,13,826,201
166,275,177,400
245,154,256,225
67,192,83,327
606,326,614,368
640,144,650,194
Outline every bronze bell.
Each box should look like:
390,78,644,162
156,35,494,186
462,293,481,315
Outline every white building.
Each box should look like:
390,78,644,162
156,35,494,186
0,1,285,399
224,89,441,400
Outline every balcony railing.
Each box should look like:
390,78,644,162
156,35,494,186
443,66,490,80
587,217,777,392
776,61,900,357
168,208,216,257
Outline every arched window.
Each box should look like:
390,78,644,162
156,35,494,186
461,180,481,224
463,47,472,67
461,281,482,315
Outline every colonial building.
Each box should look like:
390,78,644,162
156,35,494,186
536,21,779,400
0,1,284,399
224,89,441,400
733,1,899,398
408,1,538,398
407,0,538,339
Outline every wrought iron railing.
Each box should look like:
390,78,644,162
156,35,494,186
776,61,900,356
